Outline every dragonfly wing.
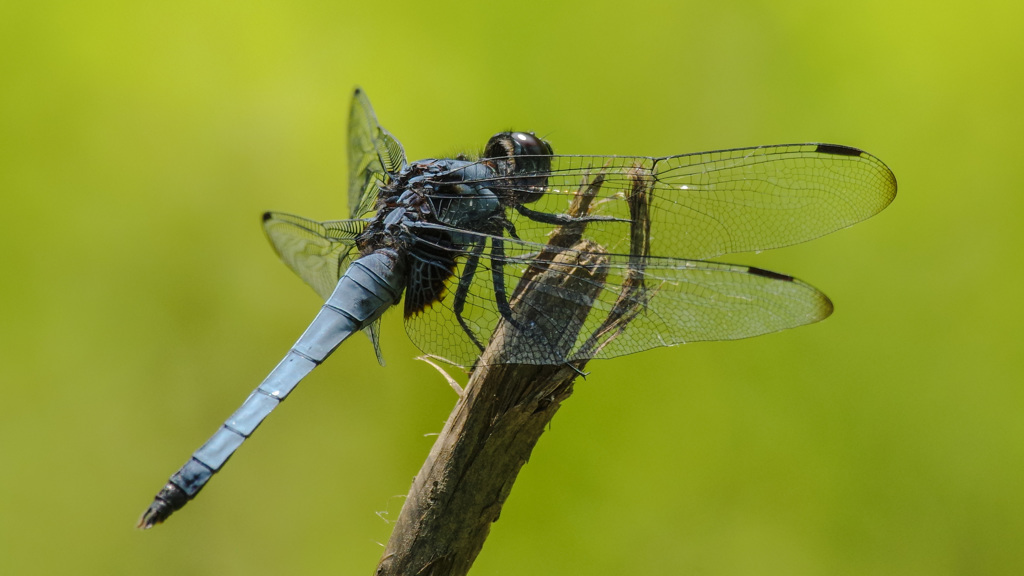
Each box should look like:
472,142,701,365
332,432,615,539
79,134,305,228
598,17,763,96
262,211,365,300
402,228,832,367
460,143,896,260
348,88,407,219
565,254,833,362
646,143,896,258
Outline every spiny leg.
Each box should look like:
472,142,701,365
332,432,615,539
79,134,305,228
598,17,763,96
489,237,525,333
514,204,626,226
452,241,487,353
489,238,511,319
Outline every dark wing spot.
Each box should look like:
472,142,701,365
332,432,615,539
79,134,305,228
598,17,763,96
747,266,794,282
815,144,863,157
262,211,273,222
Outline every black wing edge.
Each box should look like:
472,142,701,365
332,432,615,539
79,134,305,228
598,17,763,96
814,143,865,157
815,143,898,218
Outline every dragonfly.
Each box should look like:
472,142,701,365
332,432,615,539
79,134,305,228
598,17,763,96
138,88,897,528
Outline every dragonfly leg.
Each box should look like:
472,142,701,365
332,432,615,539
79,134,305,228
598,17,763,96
452,241,487,353
497,213,520,240
514,204,626,226
564,362,590,378
490,236,578,365
489,238,524,333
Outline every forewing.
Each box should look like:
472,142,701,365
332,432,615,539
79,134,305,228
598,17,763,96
348,88,407,219
456,143,896,260
403,230,832,367
262,212,365,300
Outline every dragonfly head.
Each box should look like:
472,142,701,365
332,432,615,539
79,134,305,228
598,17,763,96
483,132,553,205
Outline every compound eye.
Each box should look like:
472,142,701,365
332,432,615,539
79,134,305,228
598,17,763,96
483,133,513,160
510,132,552,157
481,132,552,205
483,132,553,159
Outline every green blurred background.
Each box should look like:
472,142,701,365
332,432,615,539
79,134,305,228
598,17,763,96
2,0,1021,574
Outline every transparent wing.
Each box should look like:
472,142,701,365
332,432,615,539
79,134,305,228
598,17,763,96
402,229,832,367
445,143,896,260
262,212,366,300
348,88,407,219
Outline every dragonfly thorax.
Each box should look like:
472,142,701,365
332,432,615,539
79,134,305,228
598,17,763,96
376,158,505,236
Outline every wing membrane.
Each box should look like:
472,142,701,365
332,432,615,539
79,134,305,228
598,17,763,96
262,212,366,300
403,229,832,367
442,143,896,260
348,88,407,219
